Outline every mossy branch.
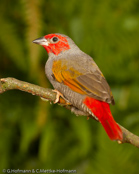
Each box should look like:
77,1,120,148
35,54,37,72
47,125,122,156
0,77,139,148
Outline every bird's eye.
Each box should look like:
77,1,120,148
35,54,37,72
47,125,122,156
52,37,59,42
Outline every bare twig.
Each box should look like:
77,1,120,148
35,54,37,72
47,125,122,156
0,77,139,148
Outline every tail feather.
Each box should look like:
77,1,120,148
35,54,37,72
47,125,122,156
100,113,123,140
84,97,123,141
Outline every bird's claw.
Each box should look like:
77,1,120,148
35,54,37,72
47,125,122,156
52,89,64,104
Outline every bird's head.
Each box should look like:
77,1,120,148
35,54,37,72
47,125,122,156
33,33,74,55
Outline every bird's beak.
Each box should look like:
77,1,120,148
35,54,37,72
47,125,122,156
32,37,49,46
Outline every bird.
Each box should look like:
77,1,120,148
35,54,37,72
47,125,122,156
33,33,123,141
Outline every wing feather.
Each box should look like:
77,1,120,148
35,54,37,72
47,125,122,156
52,58,115,104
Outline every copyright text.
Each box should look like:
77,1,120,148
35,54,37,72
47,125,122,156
2,169,77,173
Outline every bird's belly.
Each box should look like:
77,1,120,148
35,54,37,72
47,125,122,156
54,83,97,119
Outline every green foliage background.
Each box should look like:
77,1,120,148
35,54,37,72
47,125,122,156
0,0,139,173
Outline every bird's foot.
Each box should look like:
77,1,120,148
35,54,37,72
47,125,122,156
52,89,63,103
52,89,70,105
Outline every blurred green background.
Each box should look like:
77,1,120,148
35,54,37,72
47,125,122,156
0,0,139,173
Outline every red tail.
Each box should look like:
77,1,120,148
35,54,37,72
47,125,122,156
84,97,123,140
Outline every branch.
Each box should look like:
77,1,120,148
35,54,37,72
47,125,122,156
0,77,139,148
